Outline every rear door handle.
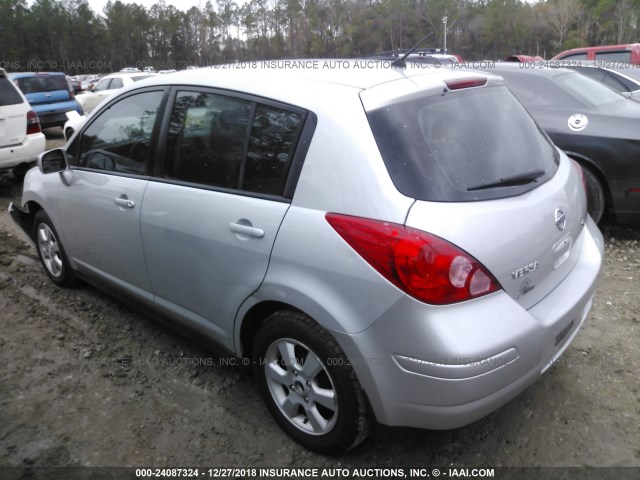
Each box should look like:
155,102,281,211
229,222,265,238
115,196,135,209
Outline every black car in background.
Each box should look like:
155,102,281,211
477,63,640,224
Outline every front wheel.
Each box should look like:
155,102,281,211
34,210,77,288
253,310,369,453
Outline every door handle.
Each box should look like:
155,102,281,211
229,222,265,238
115,196,135,208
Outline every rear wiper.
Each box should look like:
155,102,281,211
467,169,545,191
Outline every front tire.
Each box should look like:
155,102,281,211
34,210,77,288
253,310,369,453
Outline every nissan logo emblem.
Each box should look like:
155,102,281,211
555,209,566,231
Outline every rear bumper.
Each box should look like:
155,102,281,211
335,217,604,429
0,133,45,169
36,104,82,128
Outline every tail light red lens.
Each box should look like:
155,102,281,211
26,110,41,135
326,213,501,305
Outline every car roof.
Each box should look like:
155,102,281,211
138,60,490,93
129,61,497,112
483,62,575,78
102,72,156,80
8,72,67,79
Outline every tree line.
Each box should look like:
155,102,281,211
1,0,639,75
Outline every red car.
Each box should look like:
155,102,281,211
552,43,640,64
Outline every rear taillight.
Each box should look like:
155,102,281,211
571,160,587,193
26,110,41,135
326,213,501,305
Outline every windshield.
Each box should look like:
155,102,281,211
367,84,560,202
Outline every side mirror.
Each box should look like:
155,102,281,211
38,149,69,174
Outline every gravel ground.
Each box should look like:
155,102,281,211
0,129,638,475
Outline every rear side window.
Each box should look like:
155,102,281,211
164,90,303,196
367,85,559,202
595,51,631,62
0,77,23,106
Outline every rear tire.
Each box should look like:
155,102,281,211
582,166,606,224
252,310,369,453
34,210,77,288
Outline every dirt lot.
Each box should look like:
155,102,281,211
0,129,639,474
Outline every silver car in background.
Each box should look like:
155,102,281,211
10,63,604,453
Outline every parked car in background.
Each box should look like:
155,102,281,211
68,78,83,94
369,48,462,65
570,63,640,102
0,68,46,176
120,67,141,73
551,43,640,64
10,63,603,453
75,72,155,114
80,74,102,91
158,69,177,74
477,62,640,224
504,55,545,62
62,110,86,141
9,72,83,129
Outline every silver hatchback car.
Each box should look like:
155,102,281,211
10,63,604,453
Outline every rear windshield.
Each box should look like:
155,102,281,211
367,85,560,202
0,77,23,106
15,75,69,94
132,75,153,82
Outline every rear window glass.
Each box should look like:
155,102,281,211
15,75,69,94
0,77,23,106
367,85,559,202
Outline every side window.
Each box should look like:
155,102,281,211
595,51,632,62
165,90,302,196
165,91,251,189
244,104,302,195
110,78,124,89
94,79,111,92
601,73,628,93
69,90,163,175
559,52,588,60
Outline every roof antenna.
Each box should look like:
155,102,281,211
391,33,434,69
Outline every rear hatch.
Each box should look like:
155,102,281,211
0,73,27,147
14,73,71,110
361,73,588,309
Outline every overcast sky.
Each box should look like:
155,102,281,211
85,0,210,15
